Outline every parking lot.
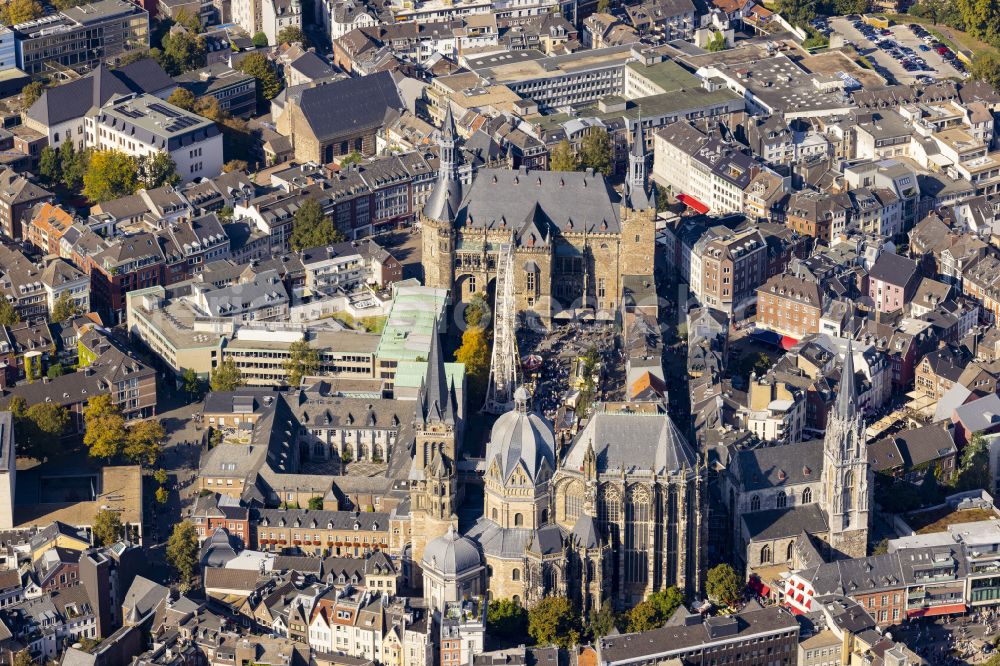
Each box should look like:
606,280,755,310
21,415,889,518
828,16,966,84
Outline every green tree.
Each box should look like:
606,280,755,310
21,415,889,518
597,0,610,11
956,432,992,491
775,0,815,27
223,160,248,173
625,587,684,632
289,198,344,250
83,394,127,460
12,650,32,666
284,339,320,387
59,140,86,190
706,564,743,607
739,351,772,379
83,150,139,203
464,293,489,327
155,486,169,504
487,598,528,642
174,8,202,32
51,291,80,322
655,183,670,212
308,496,324,510
455,325,490,401
124,419,165,466
210,357,244,392
341,150,363,166
586,602,620,640
7,396,25,418
140,152,180,189
117,50,151,66
957,0,1000,45
92,509,122,546
158,32,207,75
579,129,612,177
972,51,1000,91
252,31,269,47
21,81,44,110
154,468,169,485
706,31,727,52
528,596,579,648
0,0,43,24
166,521,199,590
20,402,70,460
182,367,202,399
873,538,889,556
277,25,307,45
38,146,60,185
46,363,65,380
0,298,20,326
549,139,578,172
167,87,196,110
237,52,284,104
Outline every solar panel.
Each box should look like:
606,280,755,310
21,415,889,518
148,103,181,118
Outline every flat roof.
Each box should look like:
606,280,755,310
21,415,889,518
100,94,215,139
375,285,448,362
393,360,464,389
471,44,635,84
14,465,143,530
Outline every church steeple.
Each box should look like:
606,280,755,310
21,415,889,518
422,105,464,224
836,339,858,422
625,118,654,211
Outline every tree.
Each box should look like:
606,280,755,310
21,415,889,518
957,0,1000,45
0,298,19,326
528,596,579,648
0,0,43,24
20,403,70,460
579,129,612,177
210,357,244,392
277,25,306,45
873,538,889,556
154,468,169,485
21,81,44,111
157,32,207,75
956,432,992,491
166,522,199,590
775,0,815,27
46,364,65,380
117,49,150,66
586,603,620,640
308,496,324,510
7,396,25,418
83,394,127,460
289,198,344,251
706,564,743,607
223,159,248,173
739,351,772,379
59,140,86,190
167,87,196,111
463,293,489,327
237,52,284,104
655,183,671,212
252,31,269,47
219,206,234,223
182,367,202,399
174,8,202,32
487,598,528,642
140,152,180,189
284,339,320,387
83,150,139,203
972,51,1000,92
12,651,32,666
51,291,80,322
92,509,122,547
625,587,684,632
597,0,610,11
549,139,578,172
124,419,165,466
341,150,363,166
155,486,169,504
706,31,727,52
455,325,490,401
39,146,60,184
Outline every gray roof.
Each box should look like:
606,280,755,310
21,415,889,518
952,392,1000,432
254,508,389,531
734,440,824,492
563,411,696,476
870,425,956,472
484,392,555,484
570,514,599,549
868,252,918,287
200,269,288,316
422,526,481,575
465,519,565,559
742,504,829,541
296,71,402,141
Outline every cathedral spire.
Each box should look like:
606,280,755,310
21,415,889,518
625,117,654,211
838,340,858,421
423,329,455,426
423,106,464,223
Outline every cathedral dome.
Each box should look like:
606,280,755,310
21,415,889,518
485,387,555,484
422,526,482,576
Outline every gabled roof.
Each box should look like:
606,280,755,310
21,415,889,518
295,71,403,142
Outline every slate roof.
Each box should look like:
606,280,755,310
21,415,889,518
113,58,175,96
563,411,697,476
952,392,1000,432
465,519,564,559
296,71,403,142
742,504,829,541
870,426,956,472
734,440,823,491
868,252,918,287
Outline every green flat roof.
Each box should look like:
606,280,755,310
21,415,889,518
626,59,699,92
394,360,465,390
375,285,449,362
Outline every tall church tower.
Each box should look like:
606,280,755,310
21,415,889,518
420,107,462,292
620,121,656,278
820,341,872,559
410,330,459,566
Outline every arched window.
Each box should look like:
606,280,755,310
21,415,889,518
751,495,760,511
802,487,812,504
786,541,794,562
514,513,523,526
761,544,772,564
492,508,498,520
512,568,520,581
776,491,787,509
540,508,548,524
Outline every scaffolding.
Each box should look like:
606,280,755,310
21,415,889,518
483,236,520,414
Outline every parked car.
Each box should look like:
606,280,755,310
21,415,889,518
919,44,930,51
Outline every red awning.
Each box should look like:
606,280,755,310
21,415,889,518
677,193,709,214
907,603,967,618
780,335,799,350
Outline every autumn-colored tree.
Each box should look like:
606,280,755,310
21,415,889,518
237,52,284,105
155,487,169,504
455,325,490,404
284,339,320,387
167,522,199,590
528,596,579,648
277,26,306,45
84,394,127,460
549,139,578,172
51,291,80,321
706,564,743,607
92,509,122,546
0,298,19,326
83,150,139,203
167,87,196,110
124,419,165,466
289,198,344,251
0,0,43,25
20,81,44,111
210,357,244,392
